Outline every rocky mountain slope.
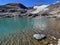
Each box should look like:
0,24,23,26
48,1,60,15
30,1,60,15
0,3,27,18
0,1,60,18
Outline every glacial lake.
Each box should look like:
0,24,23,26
0,17,48,37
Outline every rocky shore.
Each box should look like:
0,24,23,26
0,29,59,45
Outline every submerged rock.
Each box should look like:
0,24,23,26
33,34,46,40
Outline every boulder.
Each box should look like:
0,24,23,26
33,34,46,40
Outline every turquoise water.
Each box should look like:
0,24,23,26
0,17,48,37
0,18,34,37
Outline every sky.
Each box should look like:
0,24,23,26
0,0,58,7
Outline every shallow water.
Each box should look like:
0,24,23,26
0,18,33,37
0,17,48,37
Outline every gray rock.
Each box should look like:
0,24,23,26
33,34,46,40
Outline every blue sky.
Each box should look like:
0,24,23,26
0,0,58,7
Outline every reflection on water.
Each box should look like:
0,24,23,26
33,17,48,30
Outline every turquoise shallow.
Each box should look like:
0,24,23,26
0,17,48,37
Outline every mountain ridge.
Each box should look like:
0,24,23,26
0,2,60,18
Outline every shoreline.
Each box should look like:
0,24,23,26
0,29,58,45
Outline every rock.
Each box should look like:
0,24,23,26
49,43,53,45
51,36,56,40
58,39,60,45
33,34,46,40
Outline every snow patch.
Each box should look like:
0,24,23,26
30,5,49,14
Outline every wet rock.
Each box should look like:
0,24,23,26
33,34,46,40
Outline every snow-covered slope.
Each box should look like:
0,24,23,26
30,5,49,14
29,1,60,15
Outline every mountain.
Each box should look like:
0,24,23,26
0,2,60,18
0,3,27,18
0,3,27,9
48,1,60,14
28,1,60,16
6,3,27,9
